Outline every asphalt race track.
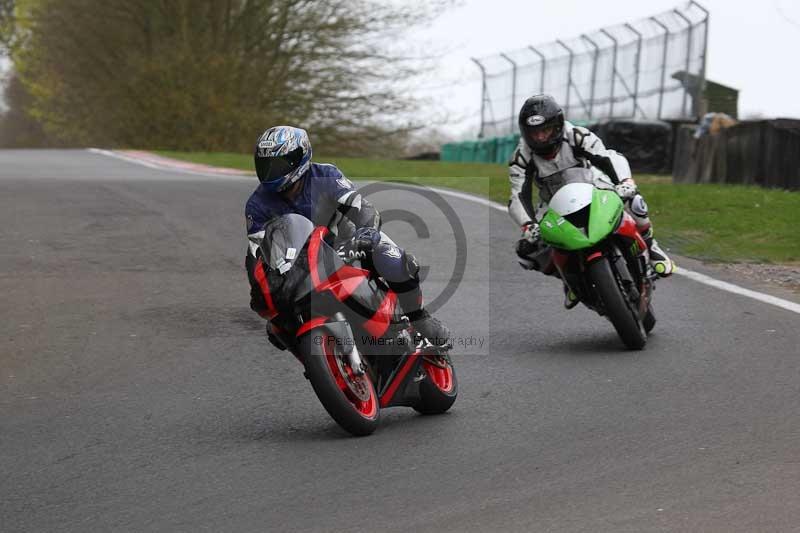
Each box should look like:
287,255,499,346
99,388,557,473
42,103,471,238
2,150,799,532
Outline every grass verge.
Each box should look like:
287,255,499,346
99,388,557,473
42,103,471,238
156,151,800,263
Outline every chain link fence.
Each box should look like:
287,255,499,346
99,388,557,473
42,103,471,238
473,1,709,138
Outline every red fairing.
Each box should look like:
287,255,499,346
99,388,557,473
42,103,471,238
615,212,647,252
380,351,420,407
307,226,371,302
317,265,371,302
296,316,329,337
253,259,279,320
585,251,603,263
307,226,329,288
363,291,398,338
305,225,397,338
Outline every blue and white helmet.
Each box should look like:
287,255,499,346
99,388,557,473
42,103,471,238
254,126,312,192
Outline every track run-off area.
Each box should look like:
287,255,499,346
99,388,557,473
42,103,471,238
2,149,799,532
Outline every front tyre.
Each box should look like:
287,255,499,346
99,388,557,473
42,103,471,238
304,341,380,436
414,354,458,415
588,258,647,350
643,304,656,334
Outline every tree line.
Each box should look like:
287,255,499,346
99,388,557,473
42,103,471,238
0,0,447,155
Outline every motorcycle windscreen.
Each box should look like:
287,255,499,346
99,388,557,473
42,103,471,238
540,188,623,251
260,213,315,274
548,181,594,216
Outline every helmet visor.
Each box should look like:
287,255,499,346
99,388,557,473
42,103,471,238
524,124,559,146
255,147,304,182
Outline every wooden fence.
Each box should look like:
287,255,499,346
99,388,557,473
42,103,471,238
673,119,800,190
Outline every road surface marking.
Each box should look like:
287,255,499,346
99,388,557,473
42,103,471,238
88,148,800,316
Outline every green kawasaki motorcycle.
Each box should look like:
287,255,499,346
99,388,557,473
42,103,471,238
539,181,657,350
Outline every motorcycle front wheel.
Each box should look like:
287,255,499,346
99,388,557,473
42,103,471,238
304,340,380,436
643,304,656,334
588,258,647,350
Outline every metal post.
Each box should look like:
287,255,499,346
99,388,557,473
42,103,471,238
581,34,600,120
624,23,642,119
555,39,574,115
674,8,694,118
471,58,487,138
650,16,670,120
599,29,618,118
528,45,546,95
691,1,710,117
625,23,642,117
499,53,518,134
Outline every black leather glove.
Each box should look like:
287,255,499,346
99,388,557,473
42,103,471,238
516,222,544,271
615,180,638,200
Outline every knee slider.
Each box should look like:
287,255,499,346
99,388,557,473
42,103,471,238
627,194,651,233
372,242,415,283
630,194,649,218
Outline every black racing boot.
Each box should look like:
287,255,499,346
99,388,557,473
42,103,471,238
408,309,452,349
563,283,579,309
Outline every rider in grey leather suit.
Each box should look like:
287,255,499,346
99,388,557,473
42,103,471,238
509,95,674,308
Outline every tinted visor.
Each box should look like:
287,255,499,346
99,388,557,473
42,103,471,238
524,124,559,146
256,147,304,182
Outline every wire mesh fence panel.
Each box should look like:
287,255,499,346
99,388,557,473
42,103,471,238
473,2,709,137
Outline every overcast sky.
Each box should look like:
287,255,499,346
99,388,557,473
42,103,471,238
410,0,800,137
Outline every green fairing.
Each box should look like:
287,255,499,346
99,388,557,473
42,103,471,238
540,189,624,251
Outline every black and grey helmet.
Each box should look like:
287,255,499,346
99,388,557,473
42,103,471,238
518,94,565,157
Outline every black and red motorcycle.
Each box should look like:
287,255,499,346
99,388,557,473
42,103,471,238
251,214,457,436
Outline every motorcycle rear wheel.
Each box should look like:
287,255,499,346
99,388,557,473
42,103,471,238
414,355,458,415
305,341,380,436
589,258,647,350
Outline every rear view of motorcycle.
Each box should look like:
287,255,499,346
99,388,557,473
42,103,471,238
538,178,657,349
254,214,457,436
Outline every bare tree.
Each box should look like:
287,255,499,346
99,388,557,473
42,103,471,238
4,0,448,152
0,0,16,56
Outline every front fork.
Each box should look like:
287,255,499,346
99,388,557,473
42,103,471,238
551,244,650,312
292,313,367,375
550,248,599,301
328,312,366,375
603,244,654,317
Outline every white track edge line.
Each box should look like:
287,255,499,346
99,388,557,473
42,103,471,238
672,268,800,314
87,148,252,179
401,186,800,316
88,148,800,315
